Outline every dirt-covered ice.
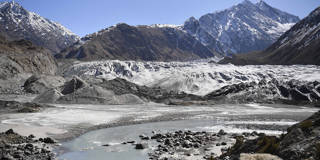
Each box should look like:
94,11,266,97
63,60,320,96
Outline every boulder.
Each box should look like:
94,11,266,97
42,137,55,144
135,143,148,149
5,129,14,135
218,129,227,136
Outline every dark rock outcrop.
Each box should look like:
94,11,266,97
218,111,320,160
135,143,148,149
277,111,320,160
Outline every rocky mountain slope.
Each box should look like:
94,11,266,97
0,35,57,78
0,33,57,94
0,1,79,54
57,23,218,61
183,0,299,55
221,6,320,65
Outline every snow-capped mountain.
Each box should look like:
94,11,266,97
183,0,300,55
221,6,320,65
0,1,79,54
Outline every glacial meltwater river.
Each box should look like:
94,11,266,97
53,104,318,160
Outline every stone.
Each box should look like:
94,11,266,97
28,134,35,139
218,129,226,135
164,139,171,146
43,137,55,144
127,141,135,144
182,140,191,148
135,143,148,149
5,129,14,135
139,134,150,140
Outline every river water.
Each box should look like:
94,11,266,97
57,104,318,160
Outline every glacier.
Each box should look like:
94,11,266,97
63,60,320,96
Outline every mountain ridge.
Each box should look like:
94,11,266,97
57,23,219,61
220,6,320,65
183,0,300,55
0,1,79,54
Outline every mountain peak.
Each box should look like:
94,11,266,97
186,16,197,22
0,1,27,15
256,0,272,10
257,0,267,6
183,0,299,55
0,0,79,53
240,0,254,6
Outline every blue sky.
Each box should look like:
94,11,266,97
5,0,320,37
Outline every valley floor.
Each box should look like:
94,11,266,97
0,97,318,159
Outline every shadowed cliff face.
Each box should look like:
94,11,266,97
220,7,320,65
57,23,217,61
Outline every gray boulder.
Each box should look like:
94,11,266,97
135,143,148,149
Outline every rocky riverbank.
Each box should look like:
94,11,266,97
0,129,56,160
147,130,238,160
98,128,282,160
123,111,320,160
216,111,320,160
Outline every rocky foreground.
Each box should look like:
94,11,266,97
0,129,56,160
